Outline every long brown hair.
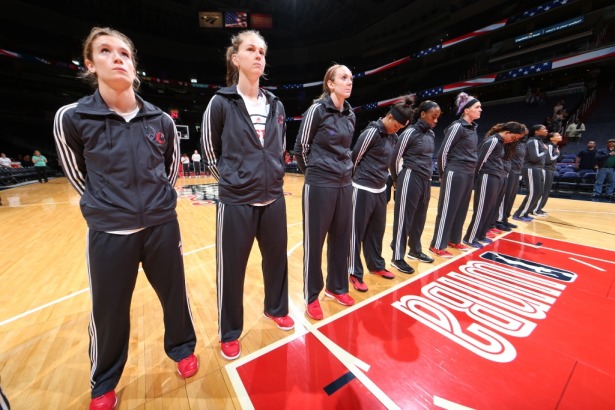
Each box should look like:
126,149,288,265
225,30,267,86
79,27,140,90
485,121,528,160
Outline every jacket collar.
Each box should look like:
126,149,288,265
75,89,160,117
217,84,278,105
321,94,353,115
459,118,478,129
415,119,433,133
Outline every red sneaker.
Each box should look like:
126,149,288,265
349,275,368,292
220,340,241,360
430,246,454,258
370,269,395,279
89,390,117,410
447,242,469,251
485,231,496,239
306,300,323,320
177,354,198,378
264,313,295,330
324,290,355,306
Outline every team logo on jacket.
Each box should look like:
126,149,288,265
278,115,284,125
146,125,166,145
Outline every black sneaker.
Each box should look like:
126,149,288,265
495,222,512,232
504,221,518,229
391,259,415,274
407,252,435,263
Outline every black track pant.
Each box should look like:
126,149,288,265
348,187,387,279
216,198,289,342
430,170,473,250
87,220,196,398
464,173,505,243
535,169,554,212
302,184,352,304
498,172,520,223
35,166,48,182
514,167,544,217
391,168,431,259
0,384,10,410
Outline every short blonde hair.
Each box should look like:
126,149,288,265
319,64,350,99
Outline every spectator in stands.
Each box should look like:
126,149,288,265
533,131,562,217
593,138,615,200
429,92,481,258
201,29,293,360
553,99,564,117
32,150,48,183
565,118,585,141
294,64,356,319
181,153,190,177
191,150,201,176
575,140,597,176
0,153,12,167
551,109,566,132
21,154,33,167
53,27,198,409
513,124,548,222
390,100,441,273
544,115,554,132
535,88,547,105
347,95,415,291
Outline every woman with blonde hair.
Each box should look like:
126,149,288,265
201,30,293,361
429,92,482,257
294,64,356,320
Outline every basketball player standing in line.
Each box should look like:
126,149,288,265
53,27,197,410
294,64,357,320
429,92,482,258
201,30,294,361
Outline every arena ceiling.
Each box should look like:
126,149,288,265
4,0,544,80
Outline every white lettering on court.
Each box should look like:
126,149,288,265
392,260,570,363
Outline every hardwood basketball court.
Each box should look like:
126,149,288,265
1,174,613,409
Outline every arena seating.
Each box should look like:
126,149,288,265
0,166,39,187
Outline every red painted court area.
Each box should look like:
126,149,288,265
229,233,615,409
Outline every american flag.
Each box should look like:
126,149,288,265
497,62,553,80
510,0,568,24
358,96,409,112
551,46,615,69
419,87,444,98
224,11,247,28
413,45,442,58
442,20,508,48
521,0,567,19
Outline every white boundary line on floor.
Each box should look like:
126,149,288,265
225,235,484,410
0,243,216,327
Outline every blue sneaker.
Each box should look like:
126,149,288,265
463,240,483,249
477,237,493,244
512,215,533,222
